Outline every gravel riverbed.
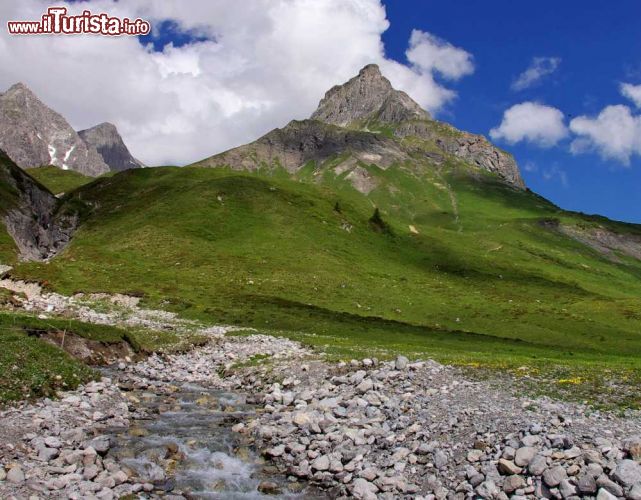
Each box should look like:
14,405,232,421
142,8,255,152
1,330,640,499
1,270,640,499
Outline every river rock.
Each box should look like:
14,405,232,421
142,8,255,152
612,459,641,487
559,478,577,498
577,474,598,494
266,445,285,457
503,474,526,493
311,455,330,471
7,466,25,484
351,477,378,500
356,379,373,394
395,355,409,370
44,436,62,448
87,436,111,455
623,436,641,461
498,458,522,475
257,480,281,494
597,488,618,500
515,446,537,466
433,450,448,469
543,465,568,487
629,484,641,500
528,454,547,476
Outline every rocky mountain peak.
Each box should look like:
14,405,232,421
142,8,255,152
78,122,144,172
5,82,31,94
0,82,109,177
358,63,384,78
311,64,431,127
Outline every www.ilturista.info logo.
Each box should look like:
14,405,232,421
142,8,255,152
7,7,151,36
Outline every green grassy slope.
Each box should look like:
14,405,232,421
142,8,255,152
0,153,24,264
8,165,641,393
27,166,94,194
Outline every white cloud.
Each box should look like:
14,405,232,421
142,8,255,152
569,105,641,165
405,30,474,81
621,83,641,108
511,57,561,91
0,1,474,166
489,102,568,147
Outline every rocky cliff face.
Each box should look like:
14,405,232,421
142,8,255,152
311,64,430,126
79,122,144,172
0,83,109,177
204,119,408,174
0,150,78,261
394,121,525,188
199,64,525,190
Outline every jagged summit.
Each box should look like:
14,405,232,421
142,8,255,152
5,82,30,94
311,64,431,126
0,82,109,177
78,122,144,172
198,65,524,189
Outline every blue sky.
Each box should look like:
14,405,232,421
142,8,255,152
4,1,640,223
382,0,641,222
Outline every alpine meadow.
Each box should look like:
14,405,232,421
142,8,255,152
1,8,641,498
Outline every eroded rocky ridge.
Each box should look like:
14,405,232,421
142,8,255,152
395,120,525,188
78,122,144,172
203,119,408,175
0,151,78,260
199,64,525,190
0,83,109,177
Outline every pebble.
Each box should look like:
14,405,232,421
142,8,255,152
6,467,25,484
543,464,568,487
612,459,641,487
395,355,409,370
515,446,537,466
597,488,619,500
351,477,378,499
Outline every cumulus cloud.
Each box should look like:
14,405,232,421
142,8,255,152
620,83,641,108
569,105,641,165
405,30,474,81
511,57,561,91
0,0,474,166
489,102,568,147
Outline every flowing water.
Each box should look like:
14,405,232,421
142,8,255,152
105,375,327,499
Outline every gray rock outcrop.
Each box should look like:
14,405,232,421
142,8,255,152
201,64,525,190
202,119,408,174
395,120,526,188
0,150,78,260
78,122,144,172
311,64,430,126
0,83,109,177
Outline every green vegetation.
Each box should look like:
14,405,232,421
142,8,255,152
0,311,208,403
2,144,641,406
228,352,273,371
27,166,94,194
0,313,97,402
369,207,391,234
0,227,17,265
0,153,22,264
